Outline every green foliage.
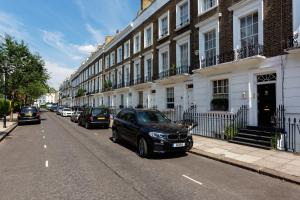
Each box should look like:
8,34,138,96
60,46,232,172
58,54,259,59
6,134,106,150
271,132,280,149
0,98,11,117
0,34,50,107
76,88,86,97
225,125,238,139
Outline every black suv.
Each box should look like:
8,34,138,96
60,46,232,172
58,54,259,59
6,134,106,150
112,108,194,157
18,106,41,125
78,107,110,129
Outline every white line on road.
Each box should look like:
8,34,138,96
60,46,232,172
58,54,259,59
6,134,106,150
45,160,48,168
41,130,44,133
44,145,47,149
182,175,203,185
43,136,45,139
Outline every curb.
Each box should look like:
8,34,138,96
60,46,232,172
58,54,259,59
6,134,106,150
0,123,18,142
189,148,300,185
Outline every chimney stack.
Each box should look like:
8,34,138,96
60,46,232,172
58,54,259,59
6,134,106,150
105,36,113,45
141,0,154,11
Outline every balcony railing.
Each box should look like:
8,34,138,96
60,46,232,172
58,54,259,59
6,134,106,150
200,44,264,68
117,82,125,88
134,77,142,85
144,75,152,82
159,65,190,79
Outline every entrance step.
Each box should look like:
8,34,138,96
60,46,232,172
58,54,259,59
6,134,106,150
229,140,272,150
230,126,275,149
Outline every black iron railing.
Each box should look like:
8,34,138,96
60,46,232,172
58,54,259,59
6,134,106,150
182,105,248,140
134,77,142,85
176,65,189,75
158,66,190,79
144,75,152,82
200,44,264,68
117,82,125,88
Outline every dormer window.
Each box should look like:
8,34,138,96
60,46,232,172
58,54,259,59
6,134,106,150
159,11,169,39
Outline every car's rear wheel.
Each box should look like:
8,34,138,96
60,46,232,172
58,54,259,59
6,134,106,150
112,129,119,143
137,137,149,158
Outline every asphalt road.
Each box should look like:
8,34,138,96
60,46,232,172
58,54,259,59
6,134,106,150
0,111,299,200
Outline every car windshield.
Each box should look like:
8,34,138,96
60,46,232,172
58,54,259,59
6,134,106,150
21,107,38,113
137,111,170,124
63,108,71,111
92,108,109,116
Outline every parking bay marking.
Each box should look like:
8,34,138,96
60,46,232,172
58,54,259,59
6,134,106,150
45,160,49,168
182,175,203,185
44,145,47,149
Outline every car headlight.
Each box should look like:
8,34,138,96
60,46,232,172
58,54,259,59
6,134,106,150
149,132,168,139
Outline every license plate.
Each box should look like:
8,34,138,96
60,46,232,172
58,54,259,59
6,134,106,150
172,143,186,148
25,113,32,117
98,117,105,120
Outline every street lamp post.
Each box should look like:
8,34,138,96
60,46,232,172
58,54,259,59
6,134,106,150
2,61,7,128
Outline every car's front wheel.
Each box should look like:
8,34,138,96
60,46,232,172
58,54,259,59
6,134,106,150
137,137,149,158
112,129,119,143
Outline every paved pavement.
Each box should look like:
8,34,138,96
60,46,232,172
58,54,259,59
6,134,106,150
0,111,299,200
191,136,300,183
0,114,17,141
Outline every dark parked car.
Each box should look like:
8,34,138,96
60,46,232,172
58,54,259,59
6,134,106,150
78,107,110,129
18,106,41,125
71,110,83,123
112,108,195,157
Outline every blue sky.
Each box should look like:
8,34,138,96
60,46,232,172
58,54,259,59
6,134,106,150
0,0,139,89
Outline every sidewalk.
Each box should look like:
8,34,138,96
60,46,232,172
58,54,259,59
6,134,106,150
0,114,18,142
191,136,300,185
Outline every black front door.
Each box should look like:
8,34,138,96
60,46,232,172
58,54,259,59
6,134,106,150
257,83,276,127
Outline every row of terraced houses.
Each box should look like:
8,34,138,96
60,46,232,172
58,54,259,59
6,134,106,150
59,0,300,150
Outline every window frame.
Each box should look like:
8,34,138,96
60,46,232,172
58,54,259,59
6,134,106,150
158,11,170,39
211,79,229,111
117,46,123,63
166,87,175,109
198,0,218,16
144,23,153,48
124,40,130,59
134,32,141,54
176,0,190,28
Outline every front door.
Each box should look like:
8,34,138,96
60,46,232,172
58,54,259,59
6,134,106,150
257,83,276,127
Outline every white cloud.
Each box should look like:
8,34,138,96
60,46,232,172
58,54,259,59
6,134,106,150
74,44,96,54
86,23,104,43
0,11,29,40
40,29,96,61
45,60,75,89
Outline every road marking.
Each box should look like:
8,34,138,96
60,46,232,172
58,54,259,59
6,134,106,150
41,130,44,133
94,133,97,135
45,160,48,168
43,136,45,139
44,145,47,149
182,175,203,185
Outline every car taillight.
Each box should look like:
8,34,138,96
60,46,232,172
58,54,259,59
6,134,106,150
36,113,40,118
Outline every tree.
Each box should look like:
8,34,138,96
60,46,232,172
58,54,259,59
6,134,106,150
0,34,50,119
